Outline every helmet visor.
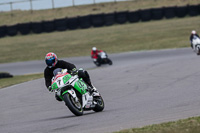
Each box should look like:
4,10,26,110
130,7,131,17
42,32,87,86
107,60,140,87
46,58,55,67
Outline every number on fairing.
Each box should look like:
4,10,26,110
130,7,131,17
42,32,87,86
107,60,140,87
57,79,61,85
77,81,84,88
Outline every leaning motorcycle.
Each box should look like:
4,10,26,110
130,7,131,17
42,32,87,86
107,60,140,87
93,51,112,66
192,36,200,55
51,69,104,116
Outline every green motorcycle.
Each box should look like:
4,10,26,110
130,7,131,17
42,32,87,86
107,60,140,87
51,68,104,116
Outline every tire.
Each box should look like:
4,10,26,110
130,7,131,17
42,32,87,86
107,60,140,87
196,47,200,55
63,93,83,116
95,61,101,67
108,59,113,65
93,96,104,112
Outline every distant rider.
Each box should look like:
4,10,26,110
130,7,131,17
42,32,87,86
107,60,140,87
190,30,200,48
91,47,103,62
44,52,97,101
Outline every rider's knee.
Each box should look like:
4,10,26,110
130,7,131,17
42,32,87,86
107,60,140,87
78,69,90,79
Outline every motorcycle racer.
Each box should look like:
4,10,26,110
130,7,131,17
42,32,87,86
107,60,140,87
91,47,103,60
190,30,200,48
91,47,112,66
44,52,97,101
50,68,104,116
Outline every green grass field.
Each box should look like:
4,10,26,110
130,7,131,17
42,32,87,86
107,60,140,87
0,16,200,63
0,73,43,89
114,116,200,133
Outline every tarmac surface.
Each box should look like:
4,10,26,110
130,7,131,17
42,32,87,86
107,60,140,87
1,48,200,133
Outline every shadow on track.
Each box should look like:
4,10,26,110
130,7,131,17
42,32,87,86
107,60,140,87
31,111,100,123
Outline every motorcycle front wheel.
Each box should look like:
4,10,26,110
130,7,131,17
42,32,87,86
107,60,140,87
94,61,101,67
63,93,83,116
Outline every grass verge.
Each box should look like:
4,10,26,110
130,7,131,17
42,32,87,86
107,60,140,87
0,16,200,63
0,73,43,89
114,116,200,133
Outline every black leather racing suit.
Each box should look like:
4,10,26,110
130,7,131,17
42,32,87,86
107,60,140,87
44,60,93,89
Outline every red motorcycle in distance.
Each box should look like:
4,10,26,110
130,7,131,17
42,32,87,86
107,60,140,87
93,51,113,67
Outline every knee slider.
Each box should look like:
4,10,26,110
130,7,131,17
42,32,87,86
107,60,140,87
78,69,90,79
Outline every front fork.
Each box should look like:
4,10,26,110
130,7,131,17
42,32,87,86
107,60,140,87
56,88,78,102
60,87,95,109
62,89,79,103
55,89,64,101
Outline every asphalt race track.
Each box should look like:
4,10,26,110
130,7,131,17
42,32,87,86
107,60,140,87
1,48,200,133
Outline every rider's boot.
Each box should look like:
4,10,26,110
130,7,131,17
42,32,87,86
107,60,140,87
86,81,98,94
90,85,99,95
91,86,98,92
90,86,101,97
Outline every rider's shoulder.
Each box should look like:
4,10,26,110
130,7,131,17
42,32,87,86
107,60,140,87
57,60,75,67
44,67,51,74
56,60,67,64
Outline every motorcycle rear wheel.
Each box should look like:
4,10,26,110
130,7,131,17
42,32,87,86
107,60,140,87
63,93,83,116
197,50,200,55
108,59,112,65
94,61,101,67
93,96,104,112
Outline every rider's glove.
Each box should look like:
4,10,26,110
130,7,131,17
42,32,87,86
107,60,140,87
71,68,78,76
48,86,53,92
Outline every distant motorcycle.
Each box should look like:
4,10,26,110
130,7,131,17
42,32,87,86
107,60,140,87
192,36,200,55
51,68,104,116
93,51,113,67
